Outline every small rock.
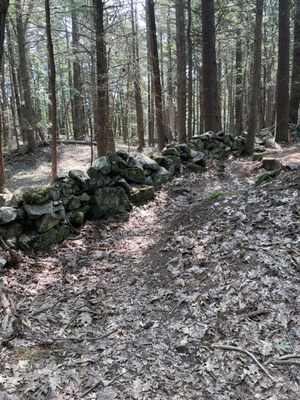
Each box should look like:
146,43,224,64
0,207,18,225
0,257,7,269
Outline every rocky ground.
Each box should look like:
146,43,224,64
0,144,299,399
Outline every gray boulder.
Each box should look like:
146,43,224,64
24,202,54,219
130,186,155,206
89,187,131,219
152,167,171,189
176,143,192,161
68,170,90,191
192,151,206,167
88,156,111,176
108,154,128,174
120,167,145,184
0,207,18,225
136,154,160,171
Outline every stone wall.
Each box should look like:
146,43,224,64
0,132,261,252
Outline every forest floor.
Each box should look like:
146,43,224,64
0,143,299,399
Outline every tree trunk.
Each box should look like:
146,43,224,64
6,24,25,144
45,0,57,182
166,6,174,142
275,0,290,142
146,1,155,146
201,0,222,132
146,0,165,151
176,0,186,143
235,29,243,134
187,0,193,140
71,1,86,140
245,0,263,155
93,0,109,156
0,0,9,191
289,0,300,124
15,0,36,151
131,0,144,151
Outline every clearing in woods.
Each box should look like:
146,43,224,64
0,143,299,399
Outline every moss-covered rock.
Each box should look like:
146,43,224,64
161,147,180,157
130,186,155,206
22,187,59,205
32,223,71,250
70,210,85,226
89,187,131,219
35,214,61,233
0,222,23,239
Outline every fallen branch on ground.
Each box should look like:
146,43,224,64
211,344,277,382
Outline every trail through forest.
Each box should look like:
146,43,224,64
0,146,299,399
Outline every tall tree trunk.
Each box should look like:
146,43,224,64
45,0,57,182
146,2,155,146
275,0,290,142
201,0,222,132
6,24,25,144
235,29,243,134
176,0,186,143
245,0,263,155
146,0,165,151
0,0,9,191
289,0,300,124
187,0,193,140
15,0,36,151
93,0,109,156
166,5,174,142
131,0,144,151
72,1,86,140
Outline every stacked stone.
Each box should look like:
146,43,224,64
0,129,273,252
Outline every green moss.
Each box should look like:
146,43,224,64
33,223,70,250
207,191,224,200
22,187,60,205
255,170,280,186
130,187,155,206
252,153,264,162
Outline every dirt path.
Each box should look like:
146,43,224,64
0,147,299,399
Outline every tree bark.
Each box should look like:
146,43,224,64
15,0,36,151
71,1,86,140
131,0,144,151
201,0,222,132
245,0,263,155
45,0,57,182
289,0,300,124
146,0,165,151
93,0,109,156
0,0,9,191
176,0,186,143
235,29,243,134
187,0,193,140
275,0,290,142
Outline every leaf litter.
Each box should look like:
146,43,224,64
0,150,299,399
